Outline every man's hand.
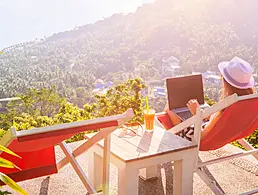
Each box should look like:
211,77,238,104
187,99,200,115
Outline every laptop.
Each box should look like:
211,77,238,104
166,74,209,121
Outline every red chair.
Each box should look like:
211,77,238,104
155,93,258,194
0,109,134,195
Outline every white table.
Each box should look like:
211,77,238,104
86,125,198,195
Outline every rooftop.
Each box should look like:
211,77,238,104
3,141,258,195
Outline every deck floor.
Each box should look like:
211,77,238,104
3,141,258,195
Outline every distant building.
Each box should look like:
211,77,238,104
146,79,165,87
146,86,167,98
134,65,146,73
162,56,180,77
154,86,167,97
202,71,216,79
92,80,114,95
205,74,221,86
145,79,166,98
95,79,105,89
192,71,202,75
162,56,180,64
192,71,221,86
106,81,113,88
92,88,108,96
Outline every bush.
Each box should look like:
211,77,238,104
0,78,146,143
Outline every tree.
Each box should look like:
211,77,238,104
75,87,86,98
95,78,146,123
0,78,146,142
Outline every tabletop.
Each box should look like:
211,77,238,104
86,125,197,163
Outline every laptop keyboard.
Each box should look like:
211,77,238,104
177,111,193,121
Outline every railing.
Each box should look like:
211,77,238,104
0,97,21,102
0,97,21,113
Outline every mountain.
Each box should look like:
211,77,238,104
0,0,258,104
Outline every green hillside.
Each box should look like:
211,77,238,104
0,0,258,105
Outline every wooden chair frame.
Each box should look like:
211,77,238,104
155,93,258,195
1,108,134,195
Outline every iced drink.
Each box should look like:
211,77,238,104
144,109,155,131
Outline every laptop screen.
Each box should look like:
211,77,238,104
166,74,205,110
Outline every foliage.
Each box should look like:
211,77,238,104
1,0,257,105
148,96,167,112
9,87,62,117
95,78,146,123
204,95,216,106
0,78,145,143
246,130,258,148
204,87,221,102
0,0,257,148
0,145,27,195
0,88,63,131
0,190,11,195
53,100,96,143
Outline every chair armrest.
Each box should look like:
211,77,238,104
202,94,238,119
155,112,173,130
167,115,197,134
16,109,134,139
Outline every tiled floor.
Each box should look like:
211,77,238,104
3,141,258,195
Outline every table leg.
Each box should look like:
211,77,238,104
139,165,157,180
88,150,103,192
118,166,139,195
173,158,195,195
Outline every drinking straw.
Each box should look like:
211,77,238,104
145,96,150,112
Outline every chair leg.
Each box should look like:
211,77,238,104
197,157,225,195
238,139,258,160
59,142,97,194
88,150,103,192
196,167,225,195
57,126,117,170
239,188,258,195
103,135,111,195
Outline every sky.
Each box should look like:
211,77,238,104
0,0,154,49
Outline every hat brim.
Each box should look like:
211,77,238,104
218,61,255,89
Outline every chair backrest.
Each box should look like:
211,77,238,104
0,147,57,183
0,109,133,183
1,109,132,153
9,120,119,153
0,119,119,183
200,97,258,151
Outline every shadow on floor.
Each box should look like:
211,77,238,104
39,162,174,195
139,162,173,195
39,176,50,195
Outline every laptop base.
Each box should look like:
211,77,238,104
173,103,210,121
